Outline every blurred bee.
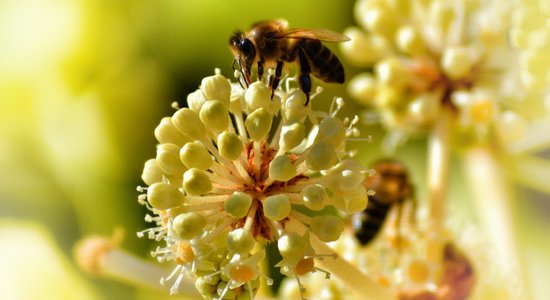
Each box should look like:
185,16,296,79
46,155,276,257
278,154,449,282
352,159,415,246
229,19,349,105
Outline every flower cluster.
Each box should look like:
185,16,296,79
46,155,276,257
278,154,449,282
341,0,548,148
511,0,550,92
137,69,368,299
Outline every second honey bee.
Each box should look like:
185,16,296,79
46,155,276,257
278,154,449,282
353,159,415,246
229,19,349,105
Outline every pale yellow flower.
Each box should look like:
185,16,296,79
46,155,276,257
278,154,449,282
137,70,370,299
342,0,549,150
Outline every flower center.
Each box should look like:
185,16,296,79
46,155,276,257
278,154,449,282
230,141,306,242
242,141,276,191
410,59,478,108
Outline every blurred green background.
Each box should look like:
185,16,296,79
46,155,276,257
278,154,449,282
0,0,355,299
1,0,549,299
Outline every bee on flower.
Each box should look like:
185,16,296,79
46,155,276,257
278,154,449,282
137,69,369,299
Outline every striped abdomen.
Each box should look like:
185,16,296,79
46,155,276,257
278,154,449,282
298,39,345,83
352,195,392,245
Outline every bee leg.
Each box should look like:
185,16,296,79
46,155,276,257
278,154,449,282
257,59,265,82
242,66,251,87
268,60,284,99
239,68,250,89
297,48,312,106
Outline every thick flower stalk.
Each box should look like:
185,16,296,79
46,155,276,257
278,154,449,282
137,69,372,299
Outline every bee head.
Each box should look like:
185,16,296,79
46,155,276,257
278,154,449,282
229,31,256,63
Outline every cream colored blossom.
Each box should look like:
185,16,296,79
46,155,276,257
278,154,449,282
137,69,368,299
342,0,549,150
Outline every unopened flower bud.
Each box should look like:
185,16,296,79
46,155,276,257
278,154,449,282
147,182,185,210
306,141,337,171
263,194,291,221
283,90,308,123
340,186,368,213
441,47,472,80
173,212,206,240
183,168,212,195
218,131,244,160
199,100,230,132
225,192,252,219
340,27,388,66
180,141,212,170
360,7,397,38
141,159,163,185
154,117,190,146
245,108,273,142
201,74,231,107
269,155,297,182
280,122,306,151
376,57,410,89
316,117,346,147
173,108,206,140
348,73,378,106
301,184,328,211
187,89,207,113
396,25,425,55
310,215,345,242
227,228,255,254
156,143,185,175
245,82,271,111
278,232,308,258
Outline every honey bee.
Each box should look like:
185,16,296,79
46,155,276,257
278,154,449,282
352,159,415,246
229,19,349,105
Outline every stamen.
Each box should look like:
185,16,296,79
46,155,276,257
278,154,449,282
207,171,242,187
295,276,307,300
253,141,262,176
180,202,223,212
184,194,230,204
200,217,234,243
243,201,258,231
171,101,180,110
202,138,243,180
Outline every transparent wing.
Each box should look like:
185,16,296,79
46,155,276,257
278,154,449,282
282,28,350,42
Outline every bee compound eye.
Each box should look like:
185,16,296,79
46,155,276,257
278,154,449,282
240,39,255,57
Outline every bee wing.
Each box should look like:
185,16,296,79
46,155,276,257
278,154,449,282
282,28,350,42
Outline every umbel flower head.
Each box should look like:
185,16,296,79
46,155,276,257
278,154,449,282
342,0,549,149
137,69,368,299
